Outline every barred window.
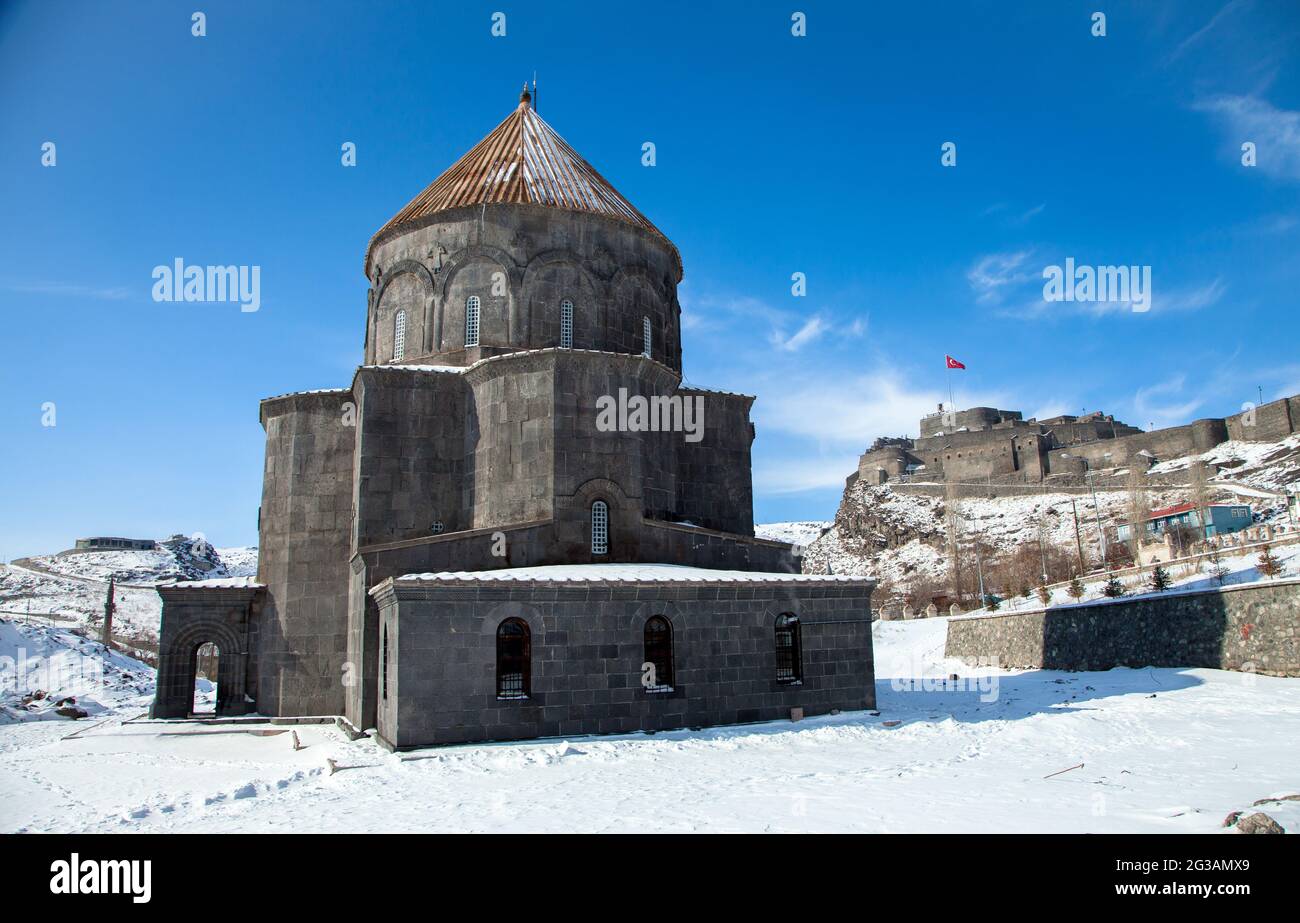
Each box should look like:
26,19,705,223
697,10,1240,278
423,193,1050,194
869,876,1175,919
560,299,574,348
641,315,651,357
465,295,480,347
643,616,674,692
393,310,406,362
591,500,609,555
775,614,802,684
496,618,530,699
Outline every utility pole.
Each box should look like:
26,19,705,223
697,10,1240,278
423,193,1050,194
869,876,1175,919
1070,496,1086,574
102,576,115,650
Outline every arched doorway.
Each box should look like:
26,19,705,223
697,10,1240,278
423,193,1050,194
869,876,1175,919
192,642,220,716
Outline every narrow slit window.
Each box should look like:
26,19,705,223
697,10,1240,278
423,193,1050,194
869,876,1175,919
393,310,406,362
591,500,609,555
560,299,574,348
465,295,480,347
641,316,651,357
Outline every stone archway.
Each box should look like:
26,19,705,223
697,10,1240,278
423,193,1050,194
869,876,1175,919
152,585,259,719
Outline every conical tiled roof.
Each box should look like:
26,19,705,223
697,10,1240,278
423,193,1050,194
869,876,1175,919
366,85,675,271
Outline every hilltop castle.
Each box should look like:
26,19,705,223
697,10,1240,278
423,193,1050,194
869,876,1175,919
151,86,876,748
857,397,1300,488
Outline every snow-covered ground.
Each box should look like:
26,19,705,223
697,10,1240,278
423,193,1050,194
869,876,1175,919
2,610,1295,833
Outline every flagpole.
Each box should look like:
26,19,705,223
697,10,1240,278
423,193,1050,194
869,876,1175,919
947,363,955,413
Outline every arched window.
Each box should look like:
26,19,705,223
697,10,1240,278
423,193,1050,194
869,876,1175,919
496,618,530,699
641,315,652,357
465,295,480,347
775,614,802,684
591,500,609,555
643,616,674,692
392,310,406,362
560,299,574,348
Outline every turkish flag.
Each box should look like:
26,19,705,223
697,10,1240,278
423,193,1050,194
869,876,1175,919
945,355,966,369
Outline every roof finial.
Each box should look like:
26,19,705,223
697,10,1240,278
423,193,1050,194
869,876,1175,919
519,82,532,108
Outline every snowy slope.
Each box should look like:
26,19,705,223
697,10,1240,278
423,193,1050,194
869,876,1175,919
1,611,1296,833
0,539,258,645
753,521,832,547
0,618,154,724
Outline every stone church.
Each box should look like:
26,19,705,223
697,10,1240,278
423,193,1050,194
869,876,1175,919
152,85,876,748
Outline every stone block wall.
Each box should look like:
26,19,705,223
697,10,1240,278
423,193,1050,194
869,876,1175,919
676,390,756,534
464,356,557,528
365,204,682,373
152,585,261,718
945,578,1300,677
256,391,356,716
352,367,466,546
372,577,876,748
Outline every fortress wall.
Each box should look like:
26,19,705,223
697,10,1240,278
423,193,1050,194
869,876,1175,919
256,391,356,716
1046,423,1200,473
919,406,1020,438
857,446,911,482
351,367,467,548
1226,397,1296,442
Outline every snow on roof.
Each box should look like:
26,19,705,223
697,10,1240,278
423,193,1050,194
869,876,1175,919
361,364,466,374
384,563,868,587
260,387,351,402
156,576,264,590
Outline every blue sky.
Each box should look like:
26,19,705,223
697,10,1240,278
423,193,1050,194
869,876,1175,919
2,0,1299,557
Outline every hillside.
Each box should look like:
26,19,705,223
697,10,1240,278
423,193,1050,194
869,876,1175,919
804,434,1299,605
0,538,258,648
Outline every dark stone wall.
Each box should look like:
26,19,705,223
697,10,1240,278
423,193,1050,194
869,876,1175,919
365,204,682,373
676,390,756,534
352,367,466,547
256,391,355,716
945,578,1300,677
373,578,875,748
152,586,260,718
550,351,681,522
464,356,556,528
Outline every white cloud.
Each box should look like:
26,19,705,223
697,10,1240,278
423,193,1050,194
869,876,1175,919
1132,376,1205,429
769,315,827,352
967,250,1035,305
7,281,132,301
753,454,862,494
1194,93,1300,181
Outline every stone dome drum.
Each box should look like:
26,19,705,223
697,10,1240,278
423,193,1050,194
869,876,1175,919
364,85,683,374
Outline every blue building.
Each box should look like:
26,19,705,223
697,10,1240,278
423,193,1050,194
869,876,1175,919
1116,502,1253,544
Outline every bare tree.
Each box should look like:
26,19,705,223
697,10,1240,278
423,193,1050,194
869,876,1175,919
1126,467,1152,562
944,478,964,602
1188,460,1212,549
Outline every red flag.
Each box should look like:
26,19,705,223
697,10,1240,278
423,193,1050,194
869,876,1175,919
945,355,966,370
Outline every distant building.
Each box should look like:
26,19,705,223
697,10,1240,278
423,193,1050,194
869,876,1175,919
857,393,1300,488
74,537,157,552
1115,502,1252,544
